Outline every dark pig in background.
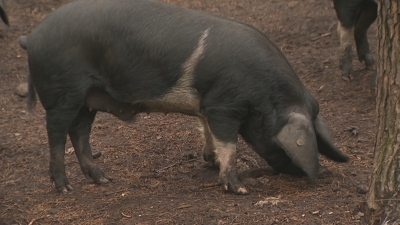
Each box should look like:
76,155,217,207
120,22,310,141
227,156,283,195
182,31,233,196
333,0,377,80
0,0,8,26
19,0,348,194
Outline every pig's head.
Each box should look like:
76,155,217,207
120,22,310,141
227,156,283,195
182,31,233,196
239,108,349,183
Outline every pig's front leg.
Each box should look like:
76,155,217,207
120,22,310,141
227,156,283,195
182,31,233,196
202,111,248,195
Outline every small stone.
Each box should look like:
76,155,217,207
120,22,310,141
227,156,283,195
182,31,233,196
15,82,29,97
357,184,368,194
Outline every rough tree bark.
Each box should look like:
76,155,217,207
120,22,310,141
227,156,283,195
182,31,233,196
366,0,400,224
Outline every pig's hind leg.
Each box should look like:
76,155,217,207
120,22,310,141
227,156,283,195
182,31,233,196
43,86,113,192
68,107,113,185
44,98,94,192
45,108,78,193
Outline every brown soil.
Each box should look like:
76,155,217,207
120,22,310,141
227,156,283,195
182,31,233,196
0,0,377,224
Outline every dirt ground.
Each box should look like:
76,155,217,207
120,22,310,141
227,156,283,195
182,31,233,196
0,0,377,224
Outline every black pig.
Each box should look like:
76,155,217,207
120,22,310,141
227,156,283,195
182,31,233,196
20,0,348,194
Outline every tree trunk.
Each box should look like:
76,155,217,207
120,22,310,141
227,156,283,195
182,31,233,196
366,0,400,224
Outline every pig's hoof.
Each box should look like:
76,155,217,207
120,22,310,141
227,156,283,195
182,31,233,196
223,183,248,195
97,175,113,184
235,187,249,195
341,74,354,81
340,64,353,81
221,173,249,195
361,53,375,69
82,166,113,184
51,173,73,193
59,184,74,193
92,173,113,184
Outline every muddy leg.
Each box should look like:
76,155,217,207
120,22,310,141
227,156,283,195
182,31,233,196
337,22,354,79
68,107,112,184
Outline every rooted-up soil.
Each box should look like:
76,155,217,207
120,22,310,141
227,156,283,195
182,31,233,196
0,0,376,224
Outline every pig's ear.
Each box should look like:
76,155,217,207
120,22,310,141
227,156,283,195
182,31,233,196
273,113,319,182
313,114,349,162
0,0,9,26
